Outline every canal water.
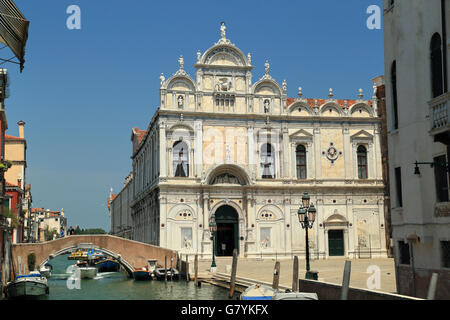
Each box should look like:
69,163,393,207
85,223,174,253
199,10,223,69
37,254,234,300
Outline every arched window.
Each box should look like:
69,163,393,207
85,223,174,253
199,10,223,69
173,140,189,177
357,145,368,179
296,145,307,179
430,33,444,98
261,143,275,179
391,60,399,130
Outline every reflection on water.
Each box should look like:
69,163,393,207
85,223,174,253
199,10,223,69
41,254,234,300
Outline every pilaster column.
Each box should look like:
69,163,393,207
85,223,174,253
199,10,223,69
282,127,289,178
313,127,322,179
159,120,167,177
291,143,296,179
343,127,352,179
248,126,255,178
368,142,375,179
194,121,203,178
284,198,292,254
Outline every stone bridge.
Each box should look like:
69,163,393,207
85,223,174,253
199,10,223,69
11,235,177,277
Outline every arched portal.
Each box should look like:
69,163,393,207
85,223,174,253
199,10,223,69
215,205,239,256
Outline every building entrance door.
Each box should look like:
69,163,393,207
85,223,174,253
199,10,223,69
328,230,344,256
215,205,239,256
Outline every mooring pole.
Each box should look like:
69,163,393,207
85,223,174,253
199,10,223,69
185,255,189,282
170,256,174,282
292,256,299,292
164,256,168,281
427,273,439,300
272,261,280,290
194,254,198,286
228,249,238,299
340,260,351,300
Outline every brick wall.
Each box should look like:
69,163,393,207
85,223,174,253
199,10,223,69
397,265,450,299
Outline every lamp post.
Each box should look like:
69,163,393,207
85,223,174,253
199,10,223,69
209,213,217,272
298,192,317,280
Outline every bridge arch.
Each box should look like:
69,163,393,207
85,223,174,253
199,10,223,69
11,235,176,278
38,244,135,276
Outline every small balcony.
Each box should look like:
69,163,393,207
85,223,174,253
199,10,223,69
429,92,450,142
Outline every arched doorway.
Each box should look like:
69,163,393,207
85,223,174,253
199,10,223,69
215,205,239,256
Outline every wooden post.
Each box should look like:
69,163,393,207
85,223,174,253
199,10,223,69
340,260,351,300
427,273,439,300
164,256,168,281
194,254,198,286
185,255,189,282
170,256,174,282
272,261,280,290
228,249,238,299
292,256,299,292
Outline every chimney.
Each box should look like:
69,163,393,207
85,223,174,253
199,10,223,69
17,120,25,139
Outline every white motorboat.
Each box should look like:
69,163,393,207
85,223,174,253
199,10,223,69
272,291,319,300
78,266,98,279
4,271,49,299
39,263,53,278
76,261,98,279
240,284,277,300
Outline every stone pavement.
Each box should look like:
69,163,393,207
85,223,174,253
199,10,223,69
197,257,397,293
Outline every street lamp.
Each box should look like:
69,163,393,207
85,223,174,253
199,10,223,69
209,213,217,271
298,192,318,280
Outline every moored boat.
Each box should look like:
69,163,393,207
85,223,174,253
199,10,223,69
240,284,277,300
154,268,179,280
4,272,49,299
93,257,120,273
133,267,152,281
76,261,98,279
68,249,89,260
272,291,318,300
39,263,53,278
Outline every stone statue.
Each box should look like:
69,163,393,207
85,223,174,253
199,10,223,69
177,95,184,108
264,99,270,113
178,55,184,70
160,73,165,86
298,87,303,99
265,60,270,75
197,50,201,63
184,236,192,249
282,80,287,92
247,52,251,64
226,145,231,161
220,22,226,39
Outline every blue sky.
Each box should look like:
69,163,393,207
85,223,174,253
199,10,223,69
6,0,383,230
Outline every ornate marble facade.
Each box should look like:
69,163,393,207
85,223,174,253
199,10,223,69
127,23,388,259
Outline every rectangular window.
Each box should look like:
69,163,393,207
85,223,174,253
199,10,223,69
442,241,450,268
434,155,449,202
398,241,410,265
391,61,399,130
395,167,403,207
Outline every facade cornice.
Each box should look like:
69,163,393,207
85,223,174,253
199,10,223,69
158,109,382,124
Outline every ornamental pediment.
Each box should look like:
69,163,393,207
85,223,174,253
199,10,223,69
289,129,313,141
350,130,373,140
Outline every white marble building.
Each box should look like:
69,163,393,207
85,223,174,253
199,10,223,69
125,23,388,260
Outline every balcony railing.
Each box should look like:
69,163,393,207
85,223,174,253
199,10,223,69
429,92,450,134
